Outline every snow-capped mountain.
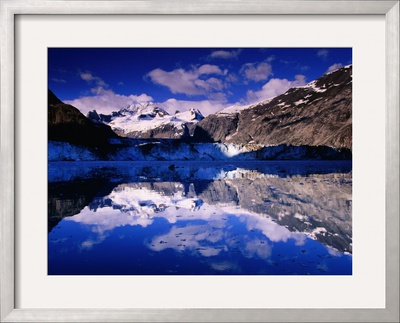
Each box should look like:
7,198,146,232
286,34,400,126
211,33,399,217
87,103,204,139
193,65,352,150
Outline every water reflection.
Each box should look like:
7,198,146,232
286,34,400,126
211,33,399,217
48,161,352,275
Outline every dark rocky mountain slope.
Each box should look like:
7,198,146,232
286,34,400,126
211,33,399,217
193,65,352,150
48,89,118,148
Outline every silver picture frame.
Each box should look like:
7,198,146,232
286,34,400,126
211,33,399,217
1,0,399,322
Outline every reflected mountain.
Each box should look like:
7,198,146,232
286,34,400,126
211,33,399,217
48,178,116,232
49,162,352,254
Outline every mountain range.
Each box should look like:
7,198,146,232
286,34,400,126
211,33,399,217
87,104,204,139
48,65,352,160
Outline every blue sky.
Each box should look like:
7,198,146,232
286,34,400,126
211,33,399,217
48,48,351,116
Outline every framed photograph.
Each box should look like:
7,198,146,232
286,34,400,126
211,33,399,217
1,0,399,322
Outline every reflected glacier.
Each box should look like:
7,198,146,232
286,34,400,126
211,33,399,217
48,161,352,275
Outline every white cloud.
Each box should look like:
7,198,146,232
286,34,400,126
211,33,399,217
209,49,241,60
66,72,154,114
80,72,107,87
299,65,310,72
198,64,225,75
157,98,227,117
246,74,306,103
65,91,154,115
146,65,228,97
147,68,203,96
51,78,67,83
241,62,273,82
327,63,343,73
202,77,224,91
208,92,228,102
317,49,329,60
225,73,239,84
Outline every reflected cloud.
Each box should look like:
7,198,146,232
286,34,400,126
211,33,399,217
210,261,239,272
244,239,273,259
66,205,154,232
81,233,109,250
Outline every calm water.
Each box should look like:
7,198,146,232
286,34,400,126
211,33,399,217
48,161,352,275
